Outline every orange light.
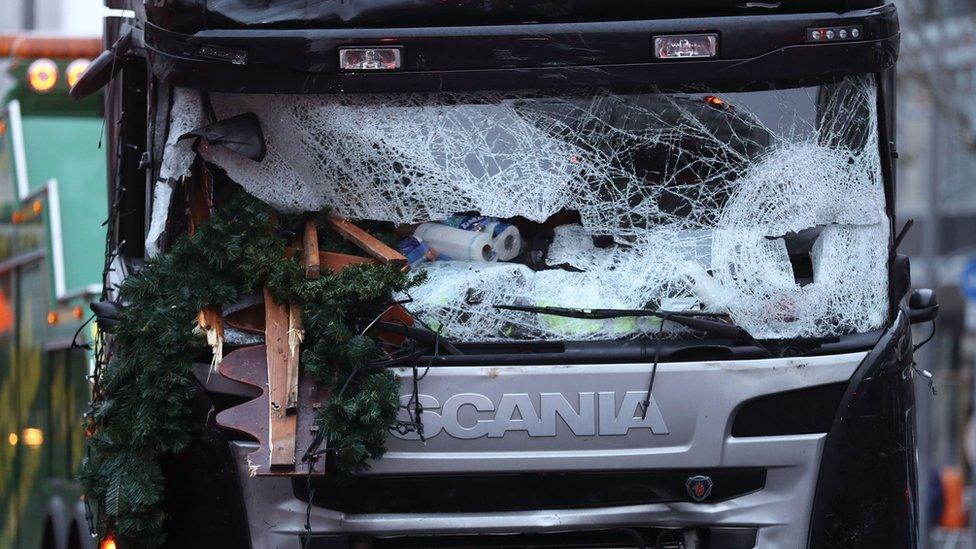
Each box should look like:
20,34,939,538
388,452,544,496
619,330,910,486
7,433,17,446
11,212,23,224
31,199,42,215
27,58,58,92
0,120,6,135
0,35,103,60
65,58,90,89
47,311,58,325
21,427,43,447
0,289,13,334
99,536,117,549
72,306,84,319
705,95,726,107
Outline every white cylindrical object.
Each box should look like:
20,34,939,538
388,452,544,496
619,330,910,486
488,222,522,261
414,223,497,261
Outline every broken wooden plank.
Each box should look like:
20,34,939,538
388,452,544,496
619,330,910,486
286,304,303,411
319,251,381,272
217,346,331,476
264,287,297,469
303,219,321,279
327,217,407,267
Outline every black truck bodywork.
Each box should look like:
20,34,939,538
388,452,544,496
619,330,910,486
88,1,928,547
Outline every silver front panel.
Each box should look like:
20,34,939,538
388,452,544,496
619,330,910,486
234,352,867,548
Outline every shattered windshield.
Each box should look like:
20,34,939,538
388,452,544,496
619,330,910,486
163,75,887,341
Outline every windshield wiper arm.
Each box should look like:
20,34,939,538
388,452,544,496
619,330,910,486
493,304,750,340
495,304,774,421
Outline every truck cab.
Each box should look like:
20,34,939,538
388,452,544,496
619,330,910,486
81,1,933,547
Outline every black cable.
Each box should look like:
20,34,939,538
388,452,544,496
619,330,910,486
408,338,425,442
336,362,365,400
301,452,317,549
417,324,442,381
641,313,672,421
382,318,428,440
70,313,96,351
302,303,442,528
913,319,937,352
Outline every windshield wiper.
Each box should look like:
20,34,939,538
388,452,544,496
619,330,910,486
494,304,773,420
493,304,754,341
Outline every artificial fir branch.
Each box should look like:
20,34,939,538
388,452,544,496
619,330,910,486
83,190,417,546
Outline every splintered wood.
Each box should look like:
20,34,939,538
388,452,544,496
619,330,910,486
264,288,297,468
195,307,224,371
219,216,405,474
286,305,302,411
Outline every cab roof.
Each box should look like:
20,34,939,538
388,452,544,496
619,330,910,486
147,0,887,33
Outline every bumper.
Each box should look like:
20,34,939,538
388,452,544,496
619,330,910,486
229,314,916,548
235,435,821,547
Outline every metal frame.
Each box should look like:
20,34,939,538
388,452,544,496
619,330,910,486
142,5,899,94
6,100,29,200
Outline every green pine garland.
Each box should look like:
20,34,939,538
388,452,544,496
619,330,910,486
83,190,418,545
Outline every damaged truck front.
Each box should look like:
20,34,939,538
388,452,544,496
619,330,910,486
78,1,936,547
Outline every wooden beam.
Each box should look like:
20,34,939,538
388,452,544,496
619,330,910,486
303,219,321,279
186,168,214,236
285,305,302,411
264,287,297,469
327,217,407,267
319,251,380,272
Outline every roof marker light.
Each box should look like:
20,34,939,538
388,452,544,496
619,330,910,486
339,47,402,71
653,34,718,60
806,25,863,43
27,58,58,92
705,95,726,108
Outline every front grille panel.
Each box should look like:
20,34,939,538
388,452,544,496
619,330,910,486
294,468,765,514
307,527,758,549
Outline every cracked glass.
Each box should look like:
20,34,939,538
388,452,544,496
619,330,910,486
160,74,888,341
